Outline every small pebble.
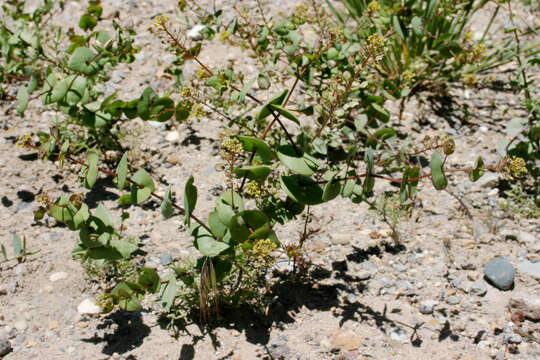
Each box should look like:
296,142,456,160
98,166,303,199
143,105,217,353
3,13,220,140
49,272,68,282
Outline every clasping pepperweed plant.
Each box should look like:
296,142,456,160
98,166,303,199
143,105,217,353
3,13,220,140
3,0,536,330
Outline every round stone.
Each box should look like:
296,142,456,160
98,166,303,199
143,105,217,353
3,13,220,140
483,258,515,290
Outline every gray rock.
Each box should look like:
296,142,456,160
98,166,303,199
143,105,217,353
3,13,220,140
14,334,25,344
357,271,373,280
419,300,436,315
16,201,32,212
475,173,499,188
40,232,63,242
0,338,11,357
472,222,490,239
389,327,408,343
14,319,27,332
7,280,17,294
517,261,540,281
509,292,540,320
160,252,172,266
517,231,536,244
470,279,487,296
504,333,522,344
446,295,460,305
483,258,514,290
268,344,291,359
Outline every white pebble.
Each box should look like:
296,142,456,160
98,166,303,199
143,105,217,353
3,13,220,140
49,272,68,282
77,299,101,315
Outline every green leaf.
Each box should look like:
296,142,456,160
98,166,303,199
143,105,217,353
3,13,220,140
191,225,229,257
238,77,256,103
411,16,423,36
469,156,485,182
277,145,319,175
363,148,375,193
87,247,123,261
219,190,245,211
116,153,128,190
406,167,420,199
256,89,288,122
19,29,38,48
184,176,197,226
161,273,178,311
233,165,271,182
49,197,76,224
393,16,405,40
110,239,138,259
161,185,174,219
79,14,98,31
94,203,114,229
280,175,324,205
130,169,155,204
73,203,90,229
238,136,272,164
175,100,192,122
84,150,99,188
68,47,99,75
112,282,143,311
269,104,300,125
50,77,71,103
430,152,448,190
12,234,22,257
400,166,421,203
257,73,271,89
151,97,175,122
1,244,6,260
229,210,277,245
370,103,390,123
208,211,228,238
322,179,341,202
138,268,160,294
16,87,29,114
66,76,87,104
215,202,236,226
137,87,155,120
342,179,356,198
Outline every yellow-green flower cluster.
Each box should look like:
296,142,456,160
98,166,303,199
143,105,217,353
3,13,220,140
36,191,51,205
292,4,309,24
442,136,455,155
152,14,171,32
245,181,264,199
219,30,231,41
180,86,193,98
190,103,205,119
16,134,33,148
471,43,486,60
251,239,277,259
463,73,477,87
368,1,381,14
219,137,243,161
402,70,416,83
363,33,386,62
328,26,345,41
505,156,527,178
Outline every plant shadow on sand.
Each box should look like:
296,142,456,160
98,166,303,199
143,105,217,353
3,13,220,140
82,242,461,359
81,311,150,356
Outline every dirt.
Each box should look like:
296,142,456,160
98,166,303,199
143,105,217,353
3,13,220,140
0,1,539,359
